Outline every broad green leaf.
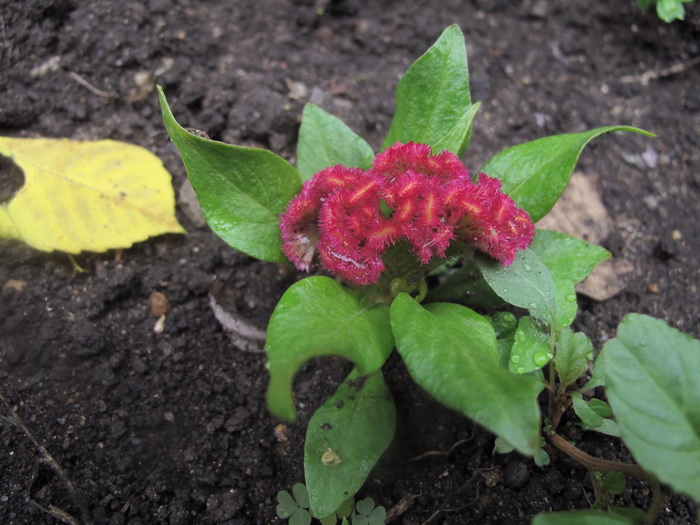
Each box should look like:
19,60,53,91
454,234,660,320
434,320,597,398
390,294,541,455
509,316,552,375
305,369,395,518
382,25,471,153
554,328,594,387
530,230,611,283
158,86,300,262
604,314,700,500
532,510,636,525
476,248,556,326
0,137,184,253
481,126,654,222
266,277,394,421
297,103,375,181
431,102,481,155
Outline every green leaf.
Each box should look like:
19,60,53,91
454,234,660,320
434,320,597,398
305,369,395,518
480,126,654,222
509,316,552,375
657,0,687,21
158,86,300,262
534,448,550,467
582,351,606,391
352,498,386,525
602,471,626,495
604,314,700,500
382,25,471,153
571,392,603,429
266,277,394,421
291,511,313,525
554,328,594,387
530,230,611,283
476,248,556,326
297,103,375,181
277,490,298,518
551,279,577,329
319,516,337,525
587,398,612,418
431,102,481,155
335,498,354,519
532,509,636,525
293,483,310,509
390,294,542,455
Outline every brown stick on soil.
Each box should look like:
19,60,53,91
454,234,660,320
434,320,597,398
548,432,663,525
0,392,94,525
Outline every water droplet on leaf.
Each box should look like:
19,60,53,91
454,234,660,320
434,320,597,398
528,302,537,309
566,293,577,302
511,355,521,364
533,351,549,367
517,367,526,374
516,332,526,343
546,352,554,359
523,264,532,272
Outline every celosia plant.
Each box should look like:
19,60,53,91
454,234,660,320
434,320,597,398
281,142,534,285
159,25,700,525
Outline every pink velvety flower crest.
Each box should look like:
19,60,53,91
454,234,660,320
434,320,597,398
280,142,535,284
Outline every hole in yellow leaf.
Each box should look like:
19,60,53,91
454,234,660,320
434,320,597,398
0,156,25,204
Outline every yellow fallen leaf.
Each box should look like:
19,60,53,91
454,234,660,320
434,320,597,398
0,137,185,253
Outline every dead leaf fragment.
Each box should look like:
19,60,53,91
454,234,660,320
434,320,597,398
538,172,632,300
536,172,612,245
3,279,26,292
0,137,185,254
575,259,635,302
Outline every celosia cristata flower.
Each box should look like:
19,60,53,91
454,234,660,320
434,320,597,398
280,142,534,285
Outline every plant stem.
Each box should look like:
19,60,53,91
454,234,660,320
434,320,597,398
547,432,663,524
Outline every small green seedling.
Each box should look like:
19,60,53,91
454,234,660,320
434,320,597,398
276,484,382,525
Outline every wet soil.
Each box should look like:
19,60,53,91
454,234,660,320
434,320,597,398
1,0,699,523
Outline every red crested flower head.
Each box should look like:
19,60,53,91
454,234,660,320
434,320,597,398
280,142,534,284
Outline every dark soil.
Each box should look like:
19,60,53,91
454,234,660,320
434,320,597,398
1,1,699,523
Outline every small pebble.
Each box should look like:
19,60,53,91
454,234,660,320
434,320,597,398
149,291,171,316
273,423,288,443
504,460,529,489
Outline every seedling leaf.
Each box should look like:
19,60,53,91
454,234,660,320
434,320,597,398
266,277,394,421
481,126,654,222
297,103,375,181
158,86,300,262
382,24,472,153
530,230,611,283
0,137,184,253
305,369,395,518
554,328,594,387
604,314,700,500
391,294,542,455
476,248,556,327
